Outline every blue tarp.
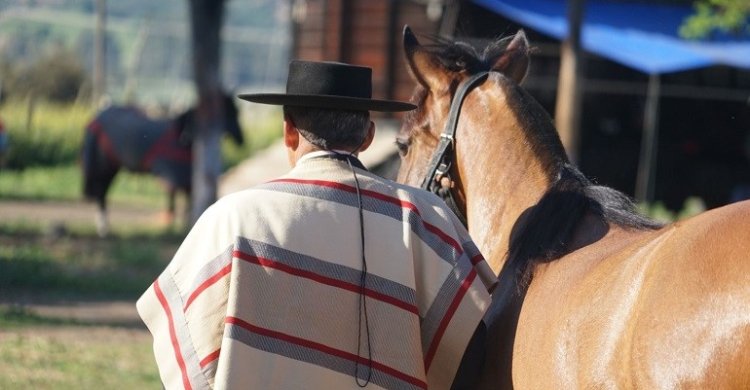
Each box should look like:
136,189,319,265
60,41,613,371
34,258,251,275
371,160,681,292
473,0,750,74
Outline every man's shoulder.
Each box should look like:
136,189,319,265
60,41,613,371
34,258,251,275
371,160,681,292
365,174,453,213
213,185,274,210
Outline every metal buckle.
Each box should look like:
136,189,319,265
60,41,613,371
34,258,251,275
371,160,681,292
434,162,449,182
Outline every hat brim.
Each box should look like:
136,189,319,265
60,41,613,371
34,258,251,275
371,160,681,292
237,93,416,112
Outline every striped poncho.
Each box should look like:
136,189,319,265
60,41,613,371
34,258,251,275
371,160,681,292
137,154,497,389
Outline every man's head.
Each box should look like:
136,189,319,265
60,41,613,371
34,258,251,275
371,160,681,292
284,106,370,151
282,106,375,163
238,60,415,164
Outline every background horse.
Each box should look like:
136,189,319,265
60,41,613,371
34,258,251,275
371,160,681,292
82,94,243,236
397,27,750,389
0,116,7,166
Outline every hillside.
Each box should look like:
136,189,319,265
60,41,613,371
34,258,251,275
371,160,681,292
0,0,291,103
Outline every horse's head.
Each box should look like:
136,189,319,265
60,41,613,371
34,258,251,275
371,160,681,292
222,94,244,146
174,93,245,147
396,26,532,190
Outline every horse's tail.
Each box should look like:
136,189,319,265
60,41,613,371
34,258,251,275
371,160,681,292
81,121,99,200
81,119,116,201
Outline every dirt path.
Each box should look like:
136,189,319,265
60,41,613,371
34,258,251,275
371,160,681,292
1,293,143,327
0,199,167,228
0,199,163,332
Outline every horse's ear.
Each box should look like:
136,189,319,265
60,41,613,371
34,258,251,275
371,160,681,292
403,25,451,93
491,30,530,85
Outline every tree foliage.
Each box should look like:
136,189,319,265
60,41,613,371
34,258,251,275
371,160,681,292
1,47,90,103
680,0,750,39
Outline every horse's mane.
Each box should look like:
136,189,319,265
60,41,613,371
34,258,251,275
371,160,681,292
411,35,663,287
506,165,663,286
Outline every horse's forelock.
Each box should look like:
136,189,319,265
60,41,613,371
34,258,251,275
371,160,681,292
420,35,516,74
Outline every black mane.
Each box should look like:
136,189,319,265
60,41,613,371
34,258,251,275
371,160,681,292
408,36,663,287
506,164,663,287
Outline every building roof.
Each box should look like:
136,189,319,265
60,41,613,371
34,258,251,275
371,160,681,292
474,0,750,74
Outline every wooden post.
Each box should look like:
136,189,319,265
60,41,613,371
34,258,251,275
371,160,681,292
93,0,106,105
635,73,661,203
188,0,227,223
123,20,150,104
555,0,586,163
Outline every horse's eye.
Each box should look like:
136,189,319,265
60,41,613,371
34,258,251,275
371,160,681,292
395,139,410,157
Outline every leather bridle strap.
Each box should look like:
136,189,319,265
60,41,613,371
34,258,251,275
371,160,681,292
420,71,490,227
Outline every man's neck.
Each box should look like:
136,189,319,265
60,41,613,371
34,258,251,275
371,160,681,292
292,143,358,166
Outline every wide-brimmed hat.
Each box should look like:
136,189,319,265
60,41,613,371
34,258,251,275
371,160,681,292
238,60,416,112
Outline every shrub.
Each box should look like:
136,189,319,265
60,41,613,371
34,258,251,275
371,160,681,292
1,47,89,103
0,100,91,168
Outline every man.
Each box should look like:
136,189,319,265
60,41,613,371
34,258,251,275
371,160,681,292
137,60,496,389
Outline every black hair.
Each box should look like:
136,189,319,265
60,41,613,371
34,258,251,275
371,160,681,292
283,106,370,150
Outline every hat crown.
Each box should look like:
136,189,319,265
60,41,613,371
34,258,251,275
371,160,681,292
286,61,372,99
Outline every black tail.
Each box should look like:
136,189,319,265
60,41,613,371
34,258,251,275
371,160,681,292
82,122,100,200
81,121,118,206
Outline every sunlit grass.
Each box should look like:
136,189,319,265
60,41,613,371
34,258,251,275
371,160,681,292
0,326,159,389
0,165,167,207
0,223,170,389
0,99,282,170
0,100,92,169
0,224,180,298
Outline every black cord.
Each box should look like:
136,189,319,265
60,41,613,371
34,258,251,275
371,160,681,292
346,155,373,387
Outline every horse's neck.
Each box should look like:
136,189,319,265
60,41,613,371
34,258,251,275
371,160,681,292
462,135,553,274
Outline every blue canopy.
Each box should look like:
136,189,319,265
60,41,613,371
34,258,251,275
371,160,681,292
473,0,750,74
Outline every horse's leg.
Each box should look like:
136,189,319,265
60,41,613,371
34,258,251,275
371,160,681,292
165,185,176,228
452,321,487,389
183,189,191,228
476,267,528,390
82,128,119,237
94,168,118,237
96,196,109,237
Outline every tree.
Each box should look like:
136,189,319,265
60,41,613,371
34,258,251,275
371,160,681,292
680,0,750,39
188,0,228,223
555,0,586,163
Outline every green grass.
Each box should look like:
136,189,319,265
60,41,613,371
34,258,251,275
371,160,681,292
0,99,281,170
0,306,81,329
0,327,160,389
0,165,169,207
222,105,282,169
0,227,180,299
0,100,92,169
0,224,171,389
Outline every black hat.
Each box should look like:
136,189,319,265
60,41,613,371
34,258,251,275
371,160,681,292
238,60,416,112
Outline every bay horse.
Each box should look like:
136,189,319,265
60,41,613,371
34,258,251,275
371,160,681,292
81,94,243,236
397,27,750,389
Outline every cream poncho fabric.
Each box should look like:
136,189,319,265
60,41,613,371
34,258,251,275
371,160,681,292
137,155,496,389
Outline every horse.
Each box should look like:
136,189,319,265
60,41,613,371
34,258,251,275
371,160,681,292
81,94,244,236
397,26,750,389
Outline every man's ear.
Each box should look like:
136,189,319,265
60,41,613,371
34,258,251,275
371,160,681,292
358,121,376,153
283,117,299,150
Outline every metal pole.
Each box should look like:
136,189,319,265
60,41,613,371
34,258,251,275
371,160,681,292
635,73,661,203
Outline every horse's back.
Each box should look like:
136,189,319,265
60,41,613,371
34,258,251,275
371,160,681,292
630,201,750,388
90,106,171,171
515,202,750,388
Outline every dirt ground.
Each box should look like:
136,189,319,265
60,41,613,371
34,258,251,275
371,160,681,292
0,199,166,228
0,199,160,335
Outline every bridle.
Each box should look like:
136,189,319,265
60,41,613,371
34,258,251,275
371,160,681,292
420,71,490,227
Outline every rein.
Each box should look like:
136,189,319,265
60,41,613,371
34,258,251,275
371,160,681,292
420,71,490,227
